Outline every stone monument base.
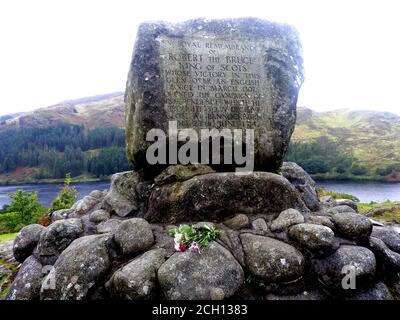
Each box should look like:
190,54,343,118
5,163,400,300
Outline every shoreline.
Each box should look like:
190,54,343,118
1,175,400,186
0,177,111,187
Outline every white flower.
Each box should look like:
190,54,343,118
174,233,183,243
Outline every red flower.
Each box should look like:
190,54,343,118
175,242,186,252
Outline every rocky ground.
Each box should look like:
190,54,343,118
3,162,400,300
0,240,18,298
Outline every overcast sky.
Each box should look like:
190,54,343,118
0,0,399,116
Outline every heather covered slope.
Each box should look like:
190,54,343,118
0,92,124,130
288,107,400,181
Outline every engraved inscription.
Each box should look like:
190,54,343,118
158,36,272,130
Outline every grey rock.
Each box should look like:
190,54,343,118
125,18,304,173
89,209,111,223
146,172,308,223
320,195,335,206
102,171,139,217
312,245,376,289
280,162,320,211
305,215,334,229
36,218,83,265
369,237,400,272
223,214,249,230
97,219,123,234
13,224,45,263
216,229,245,267
107,248,166,299
89,190,104,199
158,241,244,300
328,205,356,214
192,221,216,229
270,208,304,232
114,218,154,256
71,195,100,216
371,226,400,253
344,282,392,300
6,256,43,300
40,234,111,300
335,199,358,211
280,162,316,188
51,209,72,222
288,223,335,251
0,240,16,266
251,218,270,234
332,212,372,239
240,233,305,282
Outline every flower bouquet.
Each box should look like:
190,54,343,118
168,224,220,253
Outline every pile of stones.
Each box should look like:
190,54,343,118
5,162,400,300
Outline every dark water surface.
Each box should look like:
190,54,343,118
0,181,110,209
317,180,400,203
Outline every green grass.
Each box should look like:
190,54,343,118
357,201,400,224
0,233,17,243
316,187,359,201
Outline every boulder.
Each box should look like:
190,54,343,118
280,162,316,188
280,162,320,211
89,190,104,199
51,209,72,222
251,218,270,234
125,18,304,173
270,208,304,232
312,245,376,289
158,242,244,300
328,205,356,214
40,234,111,300
146,172,307,223
6,256,43,300
216,229,245,267
114,218,154,256
102,171,139,217
335,199,358,212
97,219,123,234
35,218,83,265
107,248,166,299
89,209,111,223
71,195,100,216
332,212,372,240
371,226,400,253
305,215,334,229
240,233,305,282
344,282,392,300
288,223,335,251
13,224,46,263
223,214,249,230
369,237,400,272
320,195,335,206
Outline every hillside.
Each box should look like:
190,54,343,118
0,93,130,185
0,92,400,184
0,92,125,130
289,107,400,181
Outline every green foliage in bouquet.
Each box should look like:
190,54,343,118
168,224,220,248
